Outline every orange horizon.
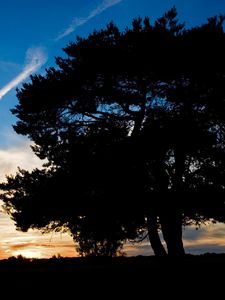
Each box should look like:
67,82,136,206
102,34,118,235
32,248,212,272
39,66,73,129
0,211,225,259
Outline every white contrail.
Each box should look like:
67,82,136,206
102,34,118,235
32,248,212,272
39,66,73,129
0,1,121,99
0,47,47,99
55,0,122,41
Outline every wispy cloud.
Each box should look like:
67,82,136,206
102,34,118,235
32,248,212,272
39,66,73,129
0,60,20,73
0,47,47,100
0,0,121,99
0,217,77,258
0,139,45,182
55,0,122,41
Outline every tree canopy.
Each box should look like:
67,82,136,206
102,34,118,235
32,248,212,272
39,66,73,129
1,7,225,256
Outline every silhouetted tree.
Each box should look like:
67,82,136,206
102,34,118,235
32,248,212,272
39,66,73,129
1,8,225,256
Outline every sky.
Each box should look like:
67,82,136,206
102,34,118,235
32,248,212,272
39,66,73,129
0,0,224,259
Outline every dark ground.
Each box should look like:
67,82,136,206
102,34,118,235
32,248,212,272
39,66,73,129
0,254,224,297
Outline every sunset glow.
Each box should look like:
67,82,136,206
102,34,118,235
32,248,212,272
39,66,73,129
12,249,43,259
0,209,225,259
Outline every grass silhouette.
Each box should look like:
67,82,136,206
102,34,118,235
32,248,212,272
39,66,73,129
0,253,225,297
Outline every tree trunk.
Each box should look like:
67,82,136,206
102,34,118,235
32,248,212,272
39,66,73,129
158,146,185,256
147,214,167,256
159,212,185,256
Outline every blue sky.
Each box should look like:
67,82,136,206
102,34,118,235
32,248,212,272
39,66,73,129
0,0,224,258
0,0,224,133
0,0,225,133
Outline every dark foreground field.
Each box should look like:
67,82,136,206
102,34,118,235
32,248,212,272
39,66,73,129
0,254,224,297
